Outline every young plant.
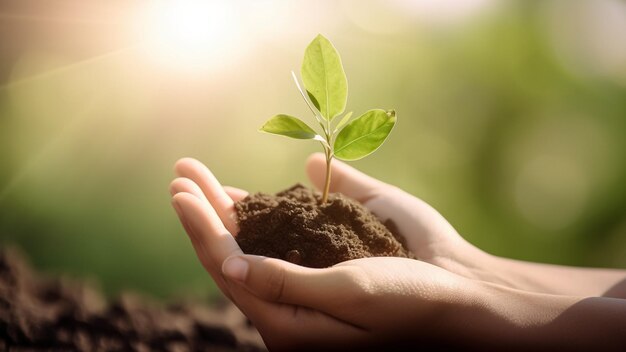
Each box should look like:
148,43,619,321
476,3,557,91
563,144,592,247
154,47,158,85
260,34,396,204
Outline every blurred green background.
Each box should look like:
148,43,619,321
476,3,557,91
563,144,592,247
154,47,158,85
1,0,625,299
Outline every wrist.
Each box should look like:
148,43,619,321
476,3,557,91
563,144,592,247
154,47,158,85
439,278,626,350
435,278,552,349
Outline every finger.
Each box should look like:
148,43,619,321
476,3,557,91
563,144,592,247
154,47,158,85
169,177,207,201
173,192,243,267
223,280,366,351
174,157,238,234
170,178,248,221
171,192,243,301
222,254,364,317
171,194,233,299
306,153,388,203
223,185,249,202
274,307,367,350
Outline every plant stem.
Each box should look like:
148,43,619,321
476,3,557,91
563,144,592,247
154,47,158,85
321,151,332,204
320,117,333,204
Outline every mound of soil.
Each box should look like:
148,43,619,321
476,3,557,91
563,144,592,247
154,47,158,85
235,184,415,268
0,247,265,352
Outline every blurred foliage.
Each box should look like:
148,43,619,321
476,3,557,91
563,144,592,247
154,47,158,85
0,0,625,298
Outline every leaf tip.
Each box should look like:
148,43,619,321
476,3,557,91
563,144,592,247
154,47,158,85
387,109,397,123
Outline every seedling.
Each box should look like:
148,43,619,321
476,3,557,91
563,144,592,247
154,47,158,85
260,34,396,204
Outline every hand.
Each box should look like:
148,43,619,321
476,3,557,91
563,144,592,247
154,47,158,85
303,153,496,284
302,155,493,280
168,155,475,350
168,154,626,350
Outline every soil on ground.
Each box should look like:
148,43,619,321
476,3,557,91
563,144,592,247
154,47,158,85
0,247,266,352
235,184,415,268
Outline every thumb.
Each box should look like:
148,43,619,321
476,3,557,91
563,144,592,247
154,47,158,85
222,254,357,312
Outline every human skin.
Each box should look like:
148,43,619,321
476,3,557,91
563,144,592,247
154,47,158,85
169,153,626,350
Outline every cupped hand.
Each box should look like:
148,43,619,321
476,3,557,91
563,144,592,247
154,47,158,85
168,157,367,350
168,154,483,349
302,153,493,281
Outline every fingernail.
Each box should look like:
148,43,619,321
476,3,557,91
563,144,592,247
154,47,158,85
222,256,248,283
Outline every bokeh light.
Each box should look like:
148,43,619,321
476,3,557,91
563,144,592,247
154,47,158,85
543,0,626,85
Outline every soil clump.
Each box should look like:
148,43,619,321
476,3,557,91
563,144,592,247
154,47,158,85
235,184,415,268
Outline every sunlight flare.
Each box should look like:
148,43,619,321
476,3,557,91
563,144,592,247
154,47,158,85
135,0,243,70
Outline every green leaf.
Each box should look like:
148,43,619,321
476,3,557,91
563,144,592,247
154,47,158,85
333,111,353,134
301,34,348,121
334,109,396,161
259,114,318,139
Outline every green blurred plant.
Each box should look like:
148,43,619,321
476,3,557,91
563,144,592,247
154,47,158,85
260,34,396,203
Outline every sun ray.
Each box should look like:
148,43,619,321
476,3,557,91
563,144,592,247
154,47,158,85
0,93,102,203
0,45,136,202
0,13,112,25
0,47,134,90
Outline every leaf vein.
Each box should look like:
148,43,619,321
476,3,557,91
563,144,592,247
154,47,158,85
335,122,391,154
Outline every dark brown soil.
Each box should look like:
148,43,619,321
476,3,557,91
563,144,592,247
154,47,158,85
0,247,266,352
235,184,415,268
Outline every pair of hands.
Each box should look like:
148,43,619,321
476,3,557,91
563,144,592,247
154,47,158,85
169,153,492,350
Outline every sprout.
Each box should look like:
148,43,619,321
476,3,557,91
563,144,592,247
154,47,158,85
260,34,396,204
